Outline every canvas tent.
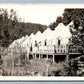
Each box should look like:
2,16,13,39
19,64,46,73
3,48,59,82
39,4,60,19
34,31,42,41
21,35,28,43
16,36,25,44
37,28,52,46
45,30,55,45
9,40,18,48
20,35,29,47
21,36,29,47
8,40,21,55
32,31,42,47
51,23,72,46
28,33,35,46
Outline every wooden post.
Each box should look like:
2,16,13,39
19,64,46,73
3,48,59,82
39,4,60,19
11,48,14,76
66,44,69,62
25,55,27,76
41,54,43,59
39,54,40,59
0,69,2,76
53,54,55,63
27,53,29,59
46,65,49,76
32,53,34,59
35,54,36,59
25,53,26,61
46,54,48,59
11,59,14,76
40,54,41,59
19,57,21,75
66,54,69,62
40,54,42,59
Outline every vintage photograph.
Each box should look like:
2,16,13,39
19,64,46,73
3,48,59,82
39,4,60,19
0,4,84,77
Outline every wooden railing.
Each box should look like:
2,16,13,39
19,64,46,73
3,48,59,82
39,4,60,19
0,45,82,56
32,45,82,54
32,45,68,54
55,45,68,54
32,46,55,54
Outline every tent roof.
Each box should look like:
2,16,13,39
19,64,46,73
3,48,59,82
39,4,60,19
21,35,28,44
51,23,72,45
9,36,26,48
29,33,34,38
45,30,55,40
28,33,35,44
9,40,19,48
53,23,72,39
10,35,28,48
35,31,41,37
38,28,52,42
34,31,42,41
16,36,25,44
21,36,29,45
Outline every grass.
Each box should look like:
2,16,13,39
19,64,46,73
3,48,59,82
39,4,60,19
2,57,67,76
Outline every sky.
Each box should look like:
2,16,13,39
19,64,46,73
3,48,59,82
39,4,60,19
0,4,84,26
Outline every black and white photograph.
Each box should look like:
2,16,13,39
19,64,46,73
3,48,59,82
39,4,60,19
0,4,84,79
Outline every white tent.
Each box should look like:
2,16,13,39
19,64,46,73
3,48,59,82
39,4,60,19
9,40,17,48
23,33,35,54
38,28,52,46
9,35,28,48
9,35,29,55
8,40,20,56
16,36,25,44
32,31,42,46
34,31,42,41
45,30,55,45
51,23,72,45
27,33,35,46
29,33,35,40
20,35,29,47
21,35,28,43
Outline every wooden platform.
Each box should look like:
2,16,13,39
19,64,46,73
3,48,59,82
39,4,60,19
69,53,82,55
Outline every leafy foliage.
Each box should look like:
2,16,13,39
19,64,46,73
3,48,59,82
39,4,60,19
49,16,63,30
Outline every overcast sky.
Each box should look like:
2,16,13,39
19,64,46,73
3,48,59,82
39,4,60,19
0,4,84,26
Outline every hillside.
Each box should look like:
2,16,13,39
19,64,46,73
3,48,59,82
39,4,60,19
0,9,47,47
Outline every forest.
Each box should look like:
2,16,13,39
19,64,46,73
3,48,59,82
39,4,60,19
0,9,47,47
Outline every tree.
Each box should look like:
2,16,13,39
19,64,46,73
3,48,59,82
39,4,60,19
62,60,78,76
0,8,47,47
56,16,63,23
62,9,84,54
49,16,63,30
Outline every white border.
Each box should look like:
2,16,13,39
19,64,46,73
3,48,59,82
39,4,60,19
0,76,84,81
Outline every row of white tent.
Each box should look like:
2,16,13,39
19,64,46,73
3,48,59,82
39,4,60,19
9,21,73,48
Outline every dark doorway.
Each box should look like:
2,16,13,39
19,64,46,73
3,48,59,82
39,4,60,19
54,55,66,63
29,54,33,60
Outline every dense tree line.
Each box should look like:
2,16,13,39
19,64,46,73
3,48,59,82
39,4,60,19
0,9,47,47
49,9,84,30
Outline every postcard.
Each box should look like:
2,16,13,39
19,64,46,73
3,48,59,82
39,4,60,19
0,4,84,81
